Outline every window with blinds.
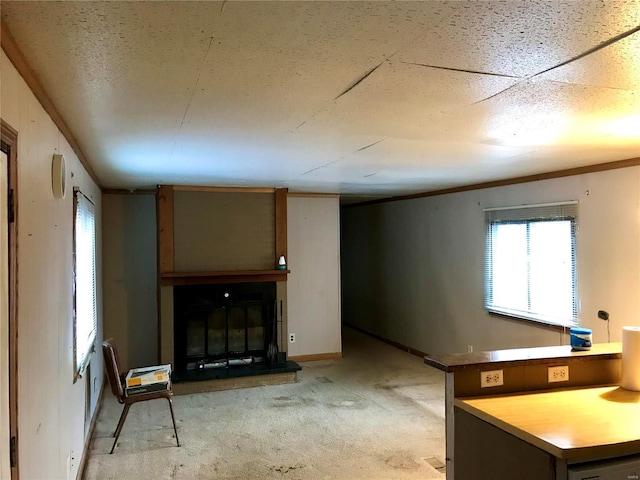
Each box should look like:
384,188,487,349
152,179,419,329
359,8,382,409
73,190,97,380
485,201,578,327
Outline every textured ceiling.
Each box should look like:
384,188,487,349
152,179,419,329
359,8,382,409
2,1,640,196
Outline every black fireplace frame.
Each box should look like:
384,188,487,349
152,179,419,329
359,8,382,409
173,282,278,372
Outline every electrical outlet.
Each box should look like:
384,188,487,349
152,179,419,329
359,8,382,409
548,365,569,382
480,369,504,388
467,345,473,353
289,333,295,343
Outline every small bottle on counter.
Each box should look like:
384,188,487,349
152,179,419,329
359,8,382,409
570,327,592,350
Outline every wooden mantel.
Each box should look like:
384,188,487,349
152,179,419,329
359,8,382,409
160,269,290,286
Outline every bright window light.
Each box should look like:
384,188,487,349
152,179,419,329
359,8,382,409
74,190,97,380
485,203,577,327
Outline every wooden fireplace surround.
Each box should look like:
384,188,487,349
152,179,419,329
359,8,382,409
156,184,290,367
156,185,290,285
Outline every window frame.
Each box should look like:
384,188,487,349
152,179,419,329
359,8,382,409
484,201,578,328
73,189,97,381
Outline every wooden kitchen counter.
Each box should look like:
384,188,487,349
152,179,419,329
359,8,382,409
425,342,621,373
457,385,640,464
427,343,625,479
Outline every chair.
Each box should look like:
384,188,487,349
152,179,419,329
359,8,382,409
102,340,180,454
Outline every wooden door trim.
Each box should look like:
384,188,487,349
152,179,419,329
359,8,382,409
1,119,19,480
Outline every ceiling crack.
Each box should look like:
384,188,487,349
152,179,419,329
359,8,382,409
293,108,326,132
294,53,398,132
532,24,640,79
334,60,385,101
544,79,633,92
403,62,521,79
298,138,385,177
472,25,640,105
474,24,640,105
334,52,398,102
169,36,216,161
355,138,385,153
472,82,522,105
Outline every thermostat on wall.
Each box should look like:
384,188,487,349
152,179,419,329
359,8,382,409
52,154,66,199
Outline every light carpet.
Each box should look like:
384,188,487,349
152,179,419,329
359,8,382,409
83,327,446,479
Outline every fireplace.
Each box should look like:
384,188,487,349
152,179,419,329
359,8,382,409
173,282,282,372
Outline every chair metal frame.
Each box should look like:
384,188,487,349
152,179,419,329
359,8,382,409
102,340,180,454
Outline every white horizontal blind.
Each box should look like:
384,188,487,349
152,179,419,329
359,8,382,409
73,190,97,379
485,202,578,327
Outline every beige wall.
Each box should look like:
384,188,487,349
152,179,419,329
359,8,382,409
1,51,103,479
174,191,275,271
342,167,640,355
103,194,157,371
118,194,341,364
287,196,342,357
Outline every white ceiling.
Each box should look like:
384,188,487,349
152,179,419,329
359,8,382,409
2,1,640,197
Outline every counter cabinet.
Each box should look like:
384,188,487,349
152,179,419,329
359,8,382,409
424,343,623,480
455,407,559,480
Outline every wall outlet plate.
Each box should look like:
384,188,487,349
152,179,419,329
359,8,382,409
480,369,504,388
548,365,569,382
289,333,295,343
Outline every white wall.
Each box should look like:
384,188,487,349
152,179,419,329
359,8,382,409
1,51,103,480
342,167,640,355
287,196,342,357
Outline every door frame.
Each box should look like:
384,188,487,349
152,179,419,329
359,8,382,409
1,119,19,480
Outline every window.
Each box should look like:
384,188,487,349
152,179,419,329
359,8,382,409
485,202,577,327
73,190,97,380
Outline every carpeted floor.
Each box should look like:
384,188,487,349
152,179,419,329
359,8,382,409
83,327,446,479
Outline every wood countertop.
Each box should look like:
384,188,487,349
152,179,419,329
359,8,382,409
425,343,621,373
456,385,640,463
